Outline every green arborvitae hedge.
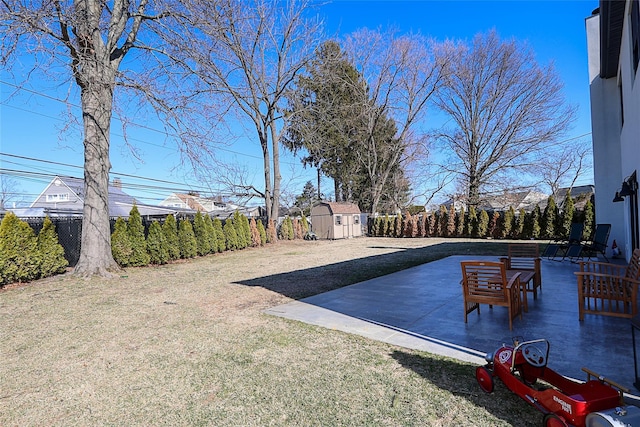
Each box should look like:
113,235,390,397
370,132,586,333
257,219,267,245
233,211,247,249
178,219,198,259
147,221,169,265
0,212,39,284
36,217,69,277
204,215,216,254
223,218,239,250
212,218,226,253
193,211,210,256
128,205,151,266
111,217,133,267
162,215,180,261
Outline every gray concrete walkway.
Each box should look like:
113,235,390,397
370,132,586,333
265,255,639,393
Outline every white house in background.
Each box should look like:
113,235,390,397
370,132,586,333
17,175,180,218
586,1,640,261
159,193,261,218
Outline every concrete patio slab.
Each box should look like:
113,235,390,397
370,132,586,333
265,255,640,393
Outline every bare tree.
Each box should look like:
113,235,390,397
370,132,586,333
0,1,209,277
174,0,323,221
433,30,575,207
532,138,593,197
342,29,450,214
0,174,24,210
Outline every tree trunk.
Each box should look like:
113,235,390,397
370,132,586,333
260,132,273,222
73,60,120,276
269,124,281,221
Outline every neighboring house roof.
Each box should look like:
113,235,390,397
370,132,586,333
444,191,548,213
26,175,187,218
30,175,136,208
159,193,235,213
480,191,549,212
316,201,361,215
555,185,595,211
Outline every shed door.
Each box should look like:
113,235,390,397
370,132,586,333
343,215,351,237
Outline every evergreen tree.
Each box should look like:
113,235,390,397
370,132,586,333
427,213,436,237
502,207,515,238
560,191,575,239
257,219,267,245
162,215,180,261
372,217,381,236
280,216,294,240
292,218,302,239
212,218,226,252
233,211,247,249
527,206,541,239
416,215,425,237
541,196,558,239
249,217,262,247
394,212,403,238
477,210,490,238
36,217,68,278
204,215,216,254
410,214,418,238
489,211,500,238
193,211,210,256
382,214,390,237
147,221,169,265
266,220,278,243
127,205,150,266
111,217,132,267
447,205,456,237
466,206,478,237
178,219,197,258
456,207,465,237
0,212,39,284
515,208,526,239
403,212,412,237
582,199,594,241
437,205,447,237
300,214,309,233
223,219,239,250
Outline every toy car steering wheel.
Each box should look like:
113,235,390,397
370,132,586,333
521,343,547,368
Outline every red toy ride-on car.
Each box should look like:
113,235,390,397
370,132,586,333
476,338,640,427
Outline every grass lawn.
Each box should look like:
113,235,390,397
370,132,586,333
0,237,543,426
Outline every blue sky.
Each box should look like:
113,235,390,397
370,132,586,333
0,0,597,208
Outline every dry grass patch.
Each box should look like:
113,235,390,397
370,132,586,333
1,238,540,426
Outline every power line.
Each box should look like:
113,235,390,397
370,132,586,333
0,80,296,164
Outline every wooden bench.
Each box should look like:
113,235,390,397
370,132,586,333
460,261,522,330
500,243,542,311
575,249,640,320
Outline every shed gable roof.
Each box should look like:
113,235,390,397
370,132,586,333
321,202,361,215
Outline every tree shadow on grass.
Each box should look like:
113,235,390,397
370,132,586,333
390,349,541,426
234,240,520,300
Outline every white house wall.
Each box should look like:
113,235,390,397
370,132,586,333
587,12,627,258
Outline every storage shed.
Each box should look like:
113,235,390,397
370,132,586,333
310,202,363,239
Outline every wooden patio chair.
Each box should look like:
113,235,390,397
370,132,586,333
500,243,542,310
575,248,640,320
460,261,522,330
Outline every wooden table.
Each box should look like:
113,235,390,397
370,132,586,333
506,270,535,313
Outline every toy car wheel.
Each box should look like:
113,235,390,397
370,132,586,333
475,366,494,393
543,413,568,427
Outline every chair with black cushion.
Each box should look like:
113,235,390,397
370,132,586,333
567,223,611,263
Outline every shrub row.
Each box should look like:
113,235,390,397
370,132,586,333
371,195,594,241
111,207,277,267
0,212,68,286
